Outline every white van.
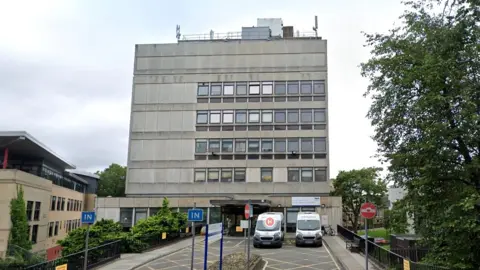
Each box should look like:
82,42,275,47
295,212,323,247
253,212,284,248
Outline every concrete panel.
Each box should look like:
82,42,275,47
247,168,260,182
274,168,287,182
133,83,197,104
144,112,157,131
130,130,327,140
133,72,327,84
129,140,194,161
131,112,146,132
136,53,326,71
128,169,155,183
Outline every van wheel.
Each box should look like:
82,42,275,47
277,243,283,248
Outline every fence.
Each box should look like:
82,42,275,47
336,225,448,270
24,240,121,270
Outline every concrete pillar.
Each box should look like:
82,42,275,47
284,207,287,234
207,207,210,224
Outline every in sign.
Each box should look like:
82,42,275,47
188,209,204,222
264,217,275,227
81,211,96,224
360,202,377,219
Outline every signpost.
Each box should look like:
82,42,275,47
240,220,249,253
81,211,96,270
245,201,253,270
360,202,377,270
188,203,203,270
203,223,224,270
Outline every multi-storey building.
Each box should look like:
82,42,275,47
96,19,342,232
0,131,98,260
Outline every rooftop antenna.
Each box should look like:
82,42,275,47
176,25,181,40
312,15,318,37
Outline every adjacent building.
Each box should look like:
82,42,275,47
0,131,98,260
97,18,342,232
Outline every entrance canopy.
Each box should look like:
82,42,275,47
210,199,271,207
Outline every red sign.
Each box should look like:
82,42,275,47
360,202,377,219
245,204,251,219
264,217,275,227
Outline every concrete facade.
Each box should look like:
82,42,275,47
126,38,330,198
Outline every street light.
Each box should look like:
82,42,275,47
1,136,25,169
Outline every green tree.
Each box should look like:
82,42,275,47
384,199,409,236
96,163,126,197
361,0,480,268
330,167,387,233
8,185,32,251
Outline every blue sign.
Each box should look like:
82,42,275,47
187,209,204,222
81,211,96,224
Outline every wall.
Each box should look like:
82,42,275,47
0,170,52,257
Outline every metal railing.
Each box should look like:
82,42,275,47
24,240,121,270
336,225,448,270
179,31,319,41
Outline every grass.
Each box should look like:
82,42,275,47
357,227,388,238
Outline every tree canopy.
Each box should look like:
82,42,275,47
361,0,480,268
330,167,387,233
9,186,32,251
96,163,126,197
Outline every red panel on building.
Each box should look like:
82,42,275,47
46,245,63,261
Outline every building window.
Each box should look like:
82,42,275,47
301,169,313,182
221,169,233,182
314,138,327,152
288,168,300,182
287,110,299,123
224,84,234,95
300,81,313,94
262,111,273,123
262,82,273,95
207,169,220,182
198,84,209,96
287,81,299,94
235,140,246,152
210,111,221,124
301,110,313,123
222,140,233,152
223,111,234,123
194,170,206,182
234,169,246,182
54,221,59,235
49,222,54,237
31,225,38,244
288,139,299,152
275,111,286,123
315,168,327,182
34,202,41,221
261,168,273,182
249,82,260,95
56,197,61,211
274,81,286,95
51,196,56,211
261,139,273,152
209,140,221,153
314,109,326,123
67,199,70,211
248,111,260,123
26,201,33,221
197,111,208,124
196,140,208,153
274,139,286,152
236,111,247,123
301,138,313,152
313,81,325,94
210,83,222,96
248,139,260,152
235,83,246,95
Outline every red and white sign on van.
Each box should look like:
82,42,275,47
360,202,377,219
264,217,275,227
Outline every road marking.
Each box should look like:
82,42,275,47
323,241,341,270
263,259,269,270
234,239,245,247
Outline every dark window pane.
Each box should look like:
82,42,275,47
288,139,299,152
275,111,286,123
275,96,286,102
248,140,260,152
315,168,327,182
300,96,312,101
208,169,220,182
288,169,300,182
221,170,233,183
234,169,246,182
301,110,312,123
236,97,248,102
198,84,209,96
314,138,327,152
313,81,325,94
313,96,325,101
261,168,273,182
287,111,299,123
275,139,286,152
262,140,273,152
211,84,222,95
274,82,286,95
314,110,326,123
236,83,247,95
300,81,312,94
197,98,209,103
301,169,313,182
223,97,235,103
249,97,260,102
301,138,313,152
210,98,221,103
209,140,221,152
287,82,299,94
196,140,208,153
222,140,233,152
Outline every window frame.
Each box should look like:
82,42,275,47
234,169,246,182
301,138,314,152
221,169,233,183
196,111,208,124
235,140,246,153
300,81,313,94
314,109,326,123
223,110,234,124
288,168,300,182
209,140,221,153
261,139,273,152
275,110,286,123
301,168,314,182
222,139,234,153
300,110,313,123
197,83,209,96
287,81,299,95
249,82,260,95
287,110,299,123
274,139,286,152
315,168,327,182
261,82,273,95
261,168,273,182
314,138,327,152
194,170,206,182
248,111,260,123
210,111,221,124
236,83,247,95
287,139,299,152
223,83,234,95
248,139,260,153
262,110,273,123
274,81,286,95
210,83,222,96
195,140,208,153
236,111,247,123
207,169,220,182
313,81,325,94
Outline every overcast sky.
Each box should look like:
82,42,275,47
0,0,404,175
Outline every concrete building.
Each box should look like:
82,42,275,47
0,131,98,260
97,19,342,233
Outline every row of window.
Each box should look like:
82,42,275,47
51,196,83,212
195,153,326,161
197,81,326,97
193,167,327,183
196,109,326,125
41,167,86,193
195,124,326,132
26,201,41,221
195,138,327,154
48,219,81,237
197,95,326,104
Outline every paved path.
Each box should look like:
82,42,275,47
138,238,339,270
323,236,381,270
